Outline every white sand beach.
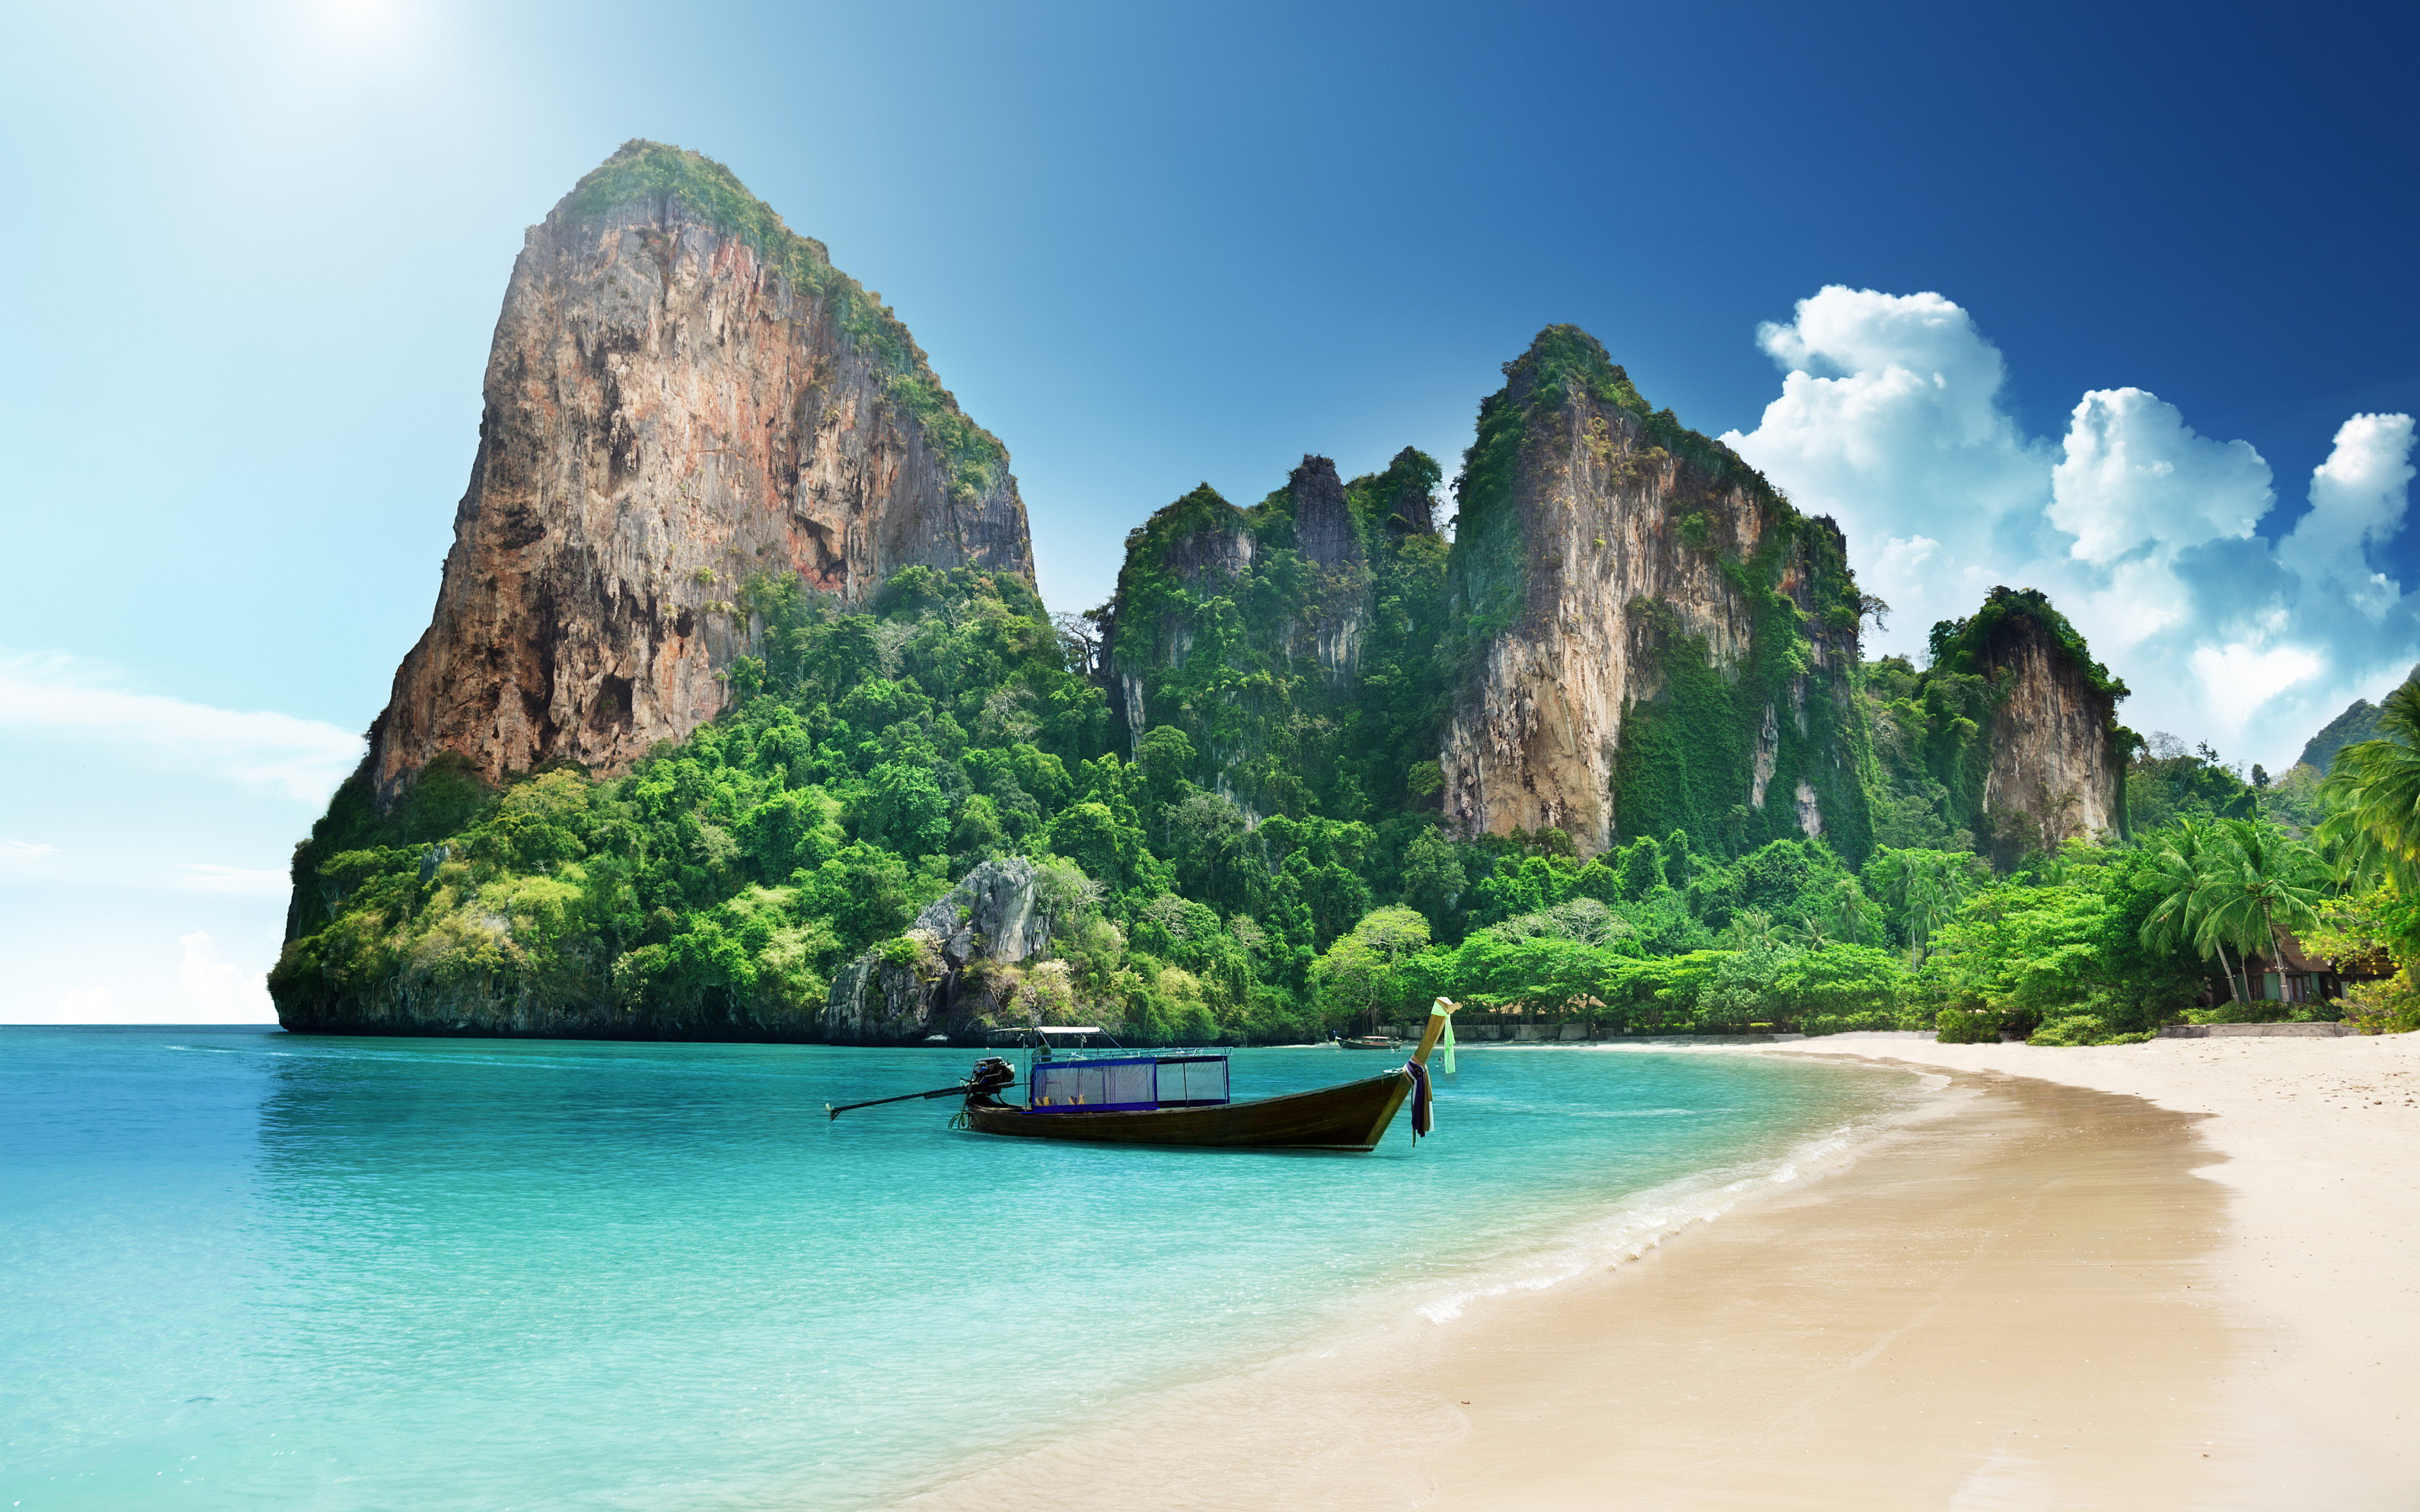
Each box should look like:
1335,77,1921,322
894,1033,2420,1510
1778,1032,2420,1507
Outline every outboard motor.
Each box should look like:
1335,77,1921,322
966,1057,1017,1101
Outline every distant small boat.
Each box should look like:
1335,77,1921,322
1339,1034,1399,1050
828,1005,1457,1152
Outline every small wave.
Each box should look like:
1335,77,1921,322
1402,1081,1929,1323
1466,1103,1703,1120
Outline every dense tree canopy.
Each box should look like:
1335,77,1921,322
276,560,2419,1047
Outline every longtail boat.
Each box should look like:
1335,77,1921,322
827,1001,1457,1152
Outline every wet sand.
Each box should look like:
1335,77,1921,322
893,1064,2310,1510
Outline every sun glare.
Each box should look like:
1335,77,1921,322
296,0,418,58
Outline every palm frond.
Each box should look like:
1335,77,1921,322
2317,680,2420,889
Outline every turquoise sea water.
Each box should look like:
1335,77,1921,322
1,1027,1901,1510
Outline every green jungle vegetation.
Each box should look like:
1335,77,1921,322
271,558,2420,1048
1860,587,2139,863
271,261,2420,1044
1101,447,1451,824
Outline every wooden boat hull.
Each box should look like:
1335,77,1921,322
960,1069,1414,1151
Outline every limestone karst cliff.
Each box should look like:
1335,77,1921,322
1091,331,2131,876
367,140,1031,811
1970,604,2129,860
1098,448,1450,819
1858,586,2137,864
1439,327,1871,860
275,260,2168,1048
1939,588,2133,864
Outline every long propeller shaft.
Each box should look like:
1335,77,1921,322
826,1080,1006,1120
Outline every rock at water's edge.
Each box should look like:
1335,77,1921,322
827,858,1054,1045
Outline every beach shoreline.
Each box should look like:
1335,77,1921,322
1776,1032,2420,1507
888,1034,2419,1511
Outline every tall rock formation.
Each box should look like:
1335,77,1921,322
1439,327,1871,859
1287,453,1365,571
367,140,1032,810
1929,588,2132,863
1099,448,1449,818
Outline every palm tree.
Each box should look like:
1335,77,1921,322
2191,820,2329,1005
2319,680,2420,889
1880,852,1981,965
2139,819,2233,998
1824,877,1877,947
1722,909,1784,954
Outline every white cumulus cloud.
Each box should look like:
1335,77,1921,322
1723,286,2419,769
177,931,273,1020
0,650,362,802
2280,412,2417,613
2049,387,2270,565
1724,286,2051,644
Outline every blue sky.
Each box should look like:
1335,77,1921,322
3,0,2414,1021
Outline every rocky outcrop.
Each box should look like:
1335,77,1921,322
2297,671,2412,774
826,858,1055,1045
1288,455,1363,570
268,929,822,1043
366,140,1032,809
1100,483,1255,744
1440,327,1868,858
1097,449,1447,816
271,972,829,1042
1375,446,1438,538
1960,590,2129,863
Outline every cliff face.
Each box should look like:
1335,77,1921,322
367,140,1031,809
1099,449,1449,819
1978,619,2124,858
276,857,1055,1045
1092,329,1877,859
1949,590,2129,863
1441,328,1870,859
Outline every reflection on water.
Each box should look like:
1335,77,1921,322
1,1027,1898,1510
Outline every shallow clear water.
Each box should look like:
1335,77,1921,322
1,1026,1899,1510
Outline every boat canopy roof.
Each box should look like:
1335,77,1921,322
1035,1026,1102,1034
